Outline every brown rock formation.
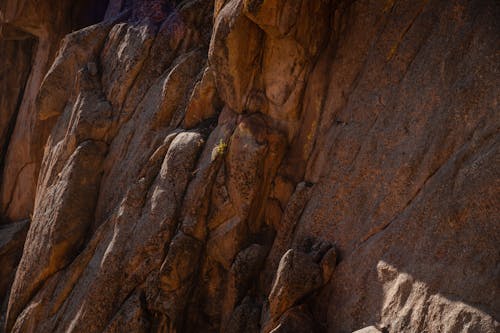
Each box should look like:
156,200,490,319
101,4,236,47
1,0,498,332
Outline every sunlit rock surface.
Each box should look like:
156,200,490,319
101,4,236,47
1,0,498,332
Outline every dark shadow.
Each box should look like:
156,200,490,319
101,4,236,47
71,0,110,30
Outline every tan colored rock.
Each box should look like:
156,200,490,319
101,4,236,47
101,22,155,110
102,291,150,333
262,36,306,108
160,231,202,292
209,0,263,112
263,181,313,287
226,119,267,215
269,305,317,333
183,67,221,129
268,249,323,319
206,216,248,269
352,326,382,333
0,0,108,223
153,50,205,129
6,140,107,331
243,0,296,37
1,1,498,332
179,111,237,241
320,247,337,283
37,22,113,121
222,244,267,325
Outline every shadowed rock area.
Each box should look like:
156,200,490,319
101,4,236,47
0,0,498,332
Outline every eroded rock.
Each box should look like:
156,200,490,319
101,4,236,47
209,0,263,112
101,22,156,110
268,249,323,320
1,0,498,332
6,140,107,331
0,220,29,306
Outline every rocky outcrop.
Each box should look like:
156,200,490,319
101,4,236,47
0,0,109,223
1,0,499,332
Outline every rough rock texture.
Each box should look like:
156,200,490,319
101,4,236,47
1,0,499,332
0,220,29,308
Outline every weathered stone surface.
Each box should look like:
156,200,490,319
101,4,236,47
101,22,156,111
0,220,29,308
268,305,317,333
183,67,221,129
209,0,263,112
224,296,261,333
0,0,108,224
0,39,34,202
1,0,498,332
153,50,205,129
6,140,107,331
261,239,336,333
268,249,323,320
352,326,382,333
102,291,150,333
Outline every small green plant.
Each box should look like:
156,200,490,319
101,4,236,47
211,139,228,161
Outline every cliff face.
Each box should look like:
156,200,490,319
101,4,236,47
0,0,498,332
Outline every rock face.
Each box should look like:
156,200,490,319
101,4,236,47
0,0,498,332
